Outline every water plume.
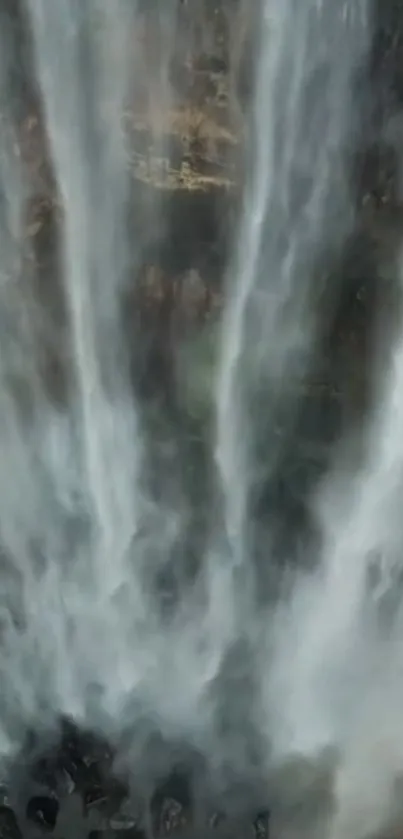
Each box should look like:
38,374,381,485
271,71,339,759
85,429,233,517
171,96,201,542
267,259,403,839
215,0,369,569
3,2,403,839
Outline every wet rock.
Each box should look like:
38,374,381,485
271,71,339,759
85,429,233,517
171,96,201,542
0,786,10,809
159,798,185,835
58,769,75,797
31,756,75,799
9,721,274,839
84,786,108,814
26,795,59,831
109,798,138,831
110,815,138,831
0,805,22,839
151,769,192,836
208,810,226,829
56,719,113,784
253,810,270,839
83,777,128,823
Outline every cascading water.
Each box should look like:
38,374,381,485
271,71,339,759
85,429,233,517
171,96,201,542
214,0,369,570
266,201,403,837
1,1,403,838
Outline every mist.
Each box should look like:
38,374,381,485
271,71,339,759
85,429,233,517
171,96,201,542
1,2,403,838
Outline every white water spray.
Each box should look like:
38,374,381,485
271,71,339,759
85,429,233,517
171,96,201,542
3,2,403,838
215,0,369,568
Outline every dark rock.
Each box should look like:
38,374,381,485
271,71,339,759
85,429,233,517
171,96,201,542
84,787,108,814
26,795,59,831
253,810,270,839
150,768,192,836
83,778,128,823
158,798,185,835
109,798,138,831
0,806,22,839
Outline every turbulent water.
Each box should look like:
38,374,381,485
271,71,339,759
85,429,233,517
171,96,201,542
2,1,403,837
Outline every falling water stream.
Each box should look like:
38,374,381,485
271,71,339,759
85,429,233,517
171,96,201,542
1,1,403,837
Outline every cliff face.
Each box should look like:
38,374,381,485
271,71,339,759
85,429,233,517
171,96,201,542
12,4,245,371
5,2,252,419
13,5,403,276
4,0,403,419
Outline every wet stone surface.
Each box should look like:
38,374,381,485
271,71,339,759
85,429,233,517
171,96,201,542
0,806,23,839
25,797,59,831
0,718,272,839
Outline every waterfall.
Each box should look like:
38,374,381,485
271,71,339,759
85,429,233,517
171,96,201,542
4,2,403,838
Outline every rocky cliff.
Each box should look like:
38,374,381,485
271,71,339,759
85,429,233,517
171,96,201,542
11,0,403,383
